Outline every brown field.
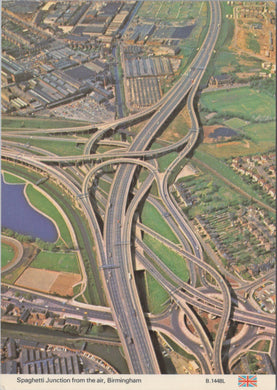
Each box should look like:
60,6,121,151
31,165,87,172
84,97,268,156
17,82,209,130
50,273,81,296
15,267,81,296
159,107,191,142
15,268,58,292
216,140,249,148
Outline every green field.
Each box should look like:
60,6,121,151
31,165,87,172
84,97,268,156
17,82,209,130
199,139,274,159
3,172,25,184
1,242,15,267
6,138,84,156
246,32,260,54
158,152,179,172
31,251,80,274
200,87,275,122
2,116,88,131
72,284,82,296
25,184,72,247
141,202,179,244
138,1,202,23
224,117,249,129
145,272,170,314
144,234,189,282
98,178,111,194
242,121,275,145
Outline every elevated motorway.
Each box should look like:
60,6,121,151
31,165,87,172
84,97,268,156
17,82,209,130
3,0,273,375
84,0,223,370
2,1,225,374
80,4,222,369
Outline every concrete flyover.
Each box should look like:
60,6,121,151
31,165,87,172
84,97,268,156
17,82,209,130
3,0,272,376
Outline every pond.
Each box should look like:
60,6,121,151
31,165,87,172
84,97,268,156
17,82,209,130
1,175,58,242
209,127,238,139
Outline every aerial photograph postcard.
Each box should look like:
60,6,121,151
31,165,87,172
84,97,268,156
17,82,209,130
1,0,276,389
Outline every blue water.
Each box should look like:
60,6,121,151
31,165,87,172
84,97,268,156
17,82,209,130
1,175,58,242
209,127,238,139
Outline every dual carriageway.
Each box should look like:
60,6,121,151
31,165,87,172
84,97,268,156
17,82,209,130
2,0,275,375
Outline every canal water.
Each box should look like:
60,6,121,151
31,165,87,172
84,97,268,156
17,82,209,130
1,175,58,242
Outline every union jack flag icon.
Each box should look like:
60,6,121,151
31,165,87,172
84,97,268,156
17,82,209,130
238,375,257,387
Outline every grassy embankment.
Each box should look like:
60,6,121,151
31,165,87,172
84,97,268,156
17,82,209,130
2,162,105,306
2,116,89,131
3,137,85,156
3,172,25,184
1,243,15,267
25,184,73,247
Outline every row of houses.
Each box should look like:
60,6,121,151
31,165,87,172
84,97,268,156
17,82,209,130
194,206,275,278
1,301,83,332
231,156,276,199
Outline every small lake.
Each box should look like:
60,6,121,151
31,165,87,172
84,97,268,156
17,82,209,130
1,175,58,242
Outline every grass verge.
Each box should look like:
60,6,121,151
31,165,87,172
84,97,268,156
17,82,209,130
143,234,189,282
3,172,25,184
2,116,89,130
1,242,15,267
25,184,73,247
145,272,170,314
141,202,179,244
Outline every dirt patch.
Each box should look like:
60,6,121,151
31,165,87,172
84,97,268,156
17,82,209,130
176,163,199,181
221,66,236,73
50,272,81,296
203,125,219,143
15,267,59,292
231,5,276,63
15,267,81,297
215,140,249,148
169,350,200,374
159,106,191,142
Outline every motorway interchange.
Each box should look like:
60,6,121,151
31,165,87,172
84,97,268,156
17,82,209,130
2,0,275,375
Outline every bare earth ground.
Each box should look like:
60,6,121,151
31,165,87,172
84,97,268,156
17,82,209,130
15,268,58,292
15,267,81,296
176,163,199,181
50,273,81,296
234,22,276,63
169,350,200,374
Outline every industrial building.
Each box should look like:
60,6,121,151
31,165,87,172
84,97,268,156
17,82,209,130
21,348,81,374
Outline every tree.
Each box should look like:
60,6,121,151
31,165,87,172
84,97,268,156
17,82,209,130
24,293,33,301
